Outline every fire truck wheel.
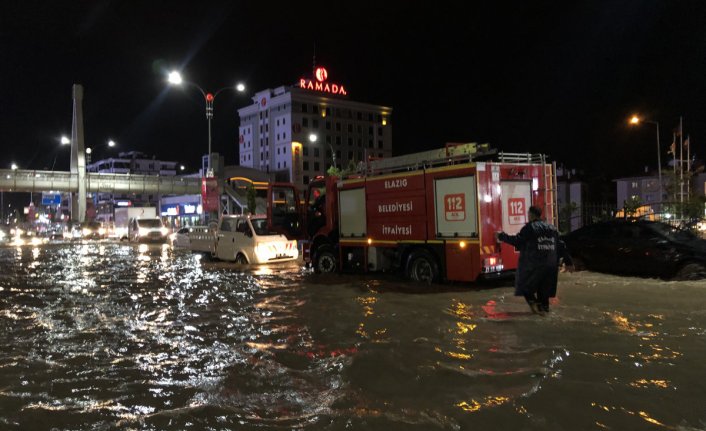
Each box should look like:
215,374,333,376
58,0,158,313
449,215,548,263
405,249,439,283
314,245,338,274
235,253,248,265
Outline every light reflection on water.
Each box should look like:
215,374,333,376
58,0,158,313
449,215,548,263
0,243,704,430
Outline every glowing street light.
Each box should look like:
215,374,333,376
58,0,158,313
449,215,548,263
629,114,662,200
11,163,18,170
166,70,247,177
309,133,336,169
60,136,70,145
108,140,116,147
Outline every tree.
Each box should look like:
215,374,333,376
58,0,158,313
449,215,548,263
246,184,257,215
623,196,642,218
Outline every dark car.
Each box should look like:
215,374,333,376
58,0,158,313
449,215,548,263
563,220,706,280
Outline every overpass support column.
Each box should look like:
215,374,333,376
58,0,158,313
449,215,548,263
70,84,87,223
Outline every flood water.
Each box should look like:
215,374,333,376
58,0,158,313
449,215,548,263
0,242,705,430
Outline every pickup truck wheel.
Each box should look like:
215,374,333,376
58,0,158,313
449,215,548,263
674,262,706,280
314,245,337,274
405,249,439,284
235,253,248,265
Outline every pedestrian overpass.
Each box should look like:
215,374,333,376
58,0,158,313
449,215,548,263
0,169,201,195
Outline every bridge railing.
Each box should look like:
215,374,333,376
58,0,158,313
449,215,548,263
0,169,202,195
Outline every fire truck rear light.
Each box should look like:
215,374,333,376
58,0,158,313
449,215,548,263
459,241,466,249
367,238,373,245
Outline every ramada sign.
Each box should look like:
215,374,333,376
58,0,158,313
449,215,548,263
299,67,347,96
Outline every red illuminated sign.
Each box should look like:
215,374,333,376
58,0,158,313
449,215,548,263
508,197,526,225
444,193,466,221
315,67,328,82
299,66,347,96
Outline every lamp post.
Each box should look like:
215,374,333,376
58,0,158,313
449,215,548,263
167,71,246,178
85,139,117,165
308,133,336,170
629,115,662,201
51,136,72,171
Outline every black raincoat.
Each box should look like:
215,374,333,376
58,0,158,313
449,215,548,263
498,220,572,298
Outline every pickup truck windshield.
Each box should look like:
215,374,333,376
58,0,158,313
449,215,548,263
251,219,276,236
137,219,163,228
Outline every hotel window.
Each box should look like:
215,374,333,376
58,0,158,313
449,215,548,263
326,135,331,144
313,119,319,128
303,161,309,170
326,121,331,130
312,105,319,114
357,112,362,120
277,134,280,141
348,137,353,146
303,118,309,127
303,147,309,156
314,162,320,171
276,119,280,126
336,136,342,145
282,117,286,124
348,151,353,160
347,124,353,133
314,148,320,157
326,107,331,116
304,175,309,184
368,139,373,148
369,113,374,121
378,140,383,149
377,127,382,136
357,138,362,147
336,122,341,131
302,103,308,113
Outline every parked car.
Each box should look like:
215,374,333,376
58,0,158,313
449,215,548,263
563,220,706,280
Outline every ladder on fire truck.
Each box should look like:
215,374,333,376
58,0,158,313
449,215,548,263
362,142,497,175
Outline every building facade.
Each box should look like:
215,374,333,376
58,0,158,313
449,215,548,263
237,67,392,190
87,151,179,222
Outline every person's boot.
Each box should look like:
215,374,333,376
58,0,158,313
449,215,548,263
528,301,542,315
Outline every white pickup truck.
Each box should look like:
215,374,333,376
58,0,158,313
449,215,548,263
187,215,299,264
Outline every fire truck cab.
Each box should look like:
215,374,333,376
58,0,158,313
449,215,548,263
268,143,557,283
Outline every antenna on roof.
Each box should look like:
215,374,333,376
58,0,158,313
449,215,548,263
312,41,316,75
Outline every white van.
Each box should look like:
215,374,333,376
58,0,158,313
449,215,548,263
215,215,298,264
128,218,169,243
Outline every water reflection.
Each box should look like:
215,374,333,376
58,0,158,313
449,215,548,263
0,245,704,429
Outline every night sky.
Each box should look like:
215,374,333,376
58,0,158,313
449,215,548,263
2,2,705,192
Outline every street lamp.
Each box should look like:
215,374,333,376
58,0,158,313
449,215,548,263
60,136,70,145
85,140,117,165
11,163,18,170
308,133,337,169
167,70,246,177
629,115,662,200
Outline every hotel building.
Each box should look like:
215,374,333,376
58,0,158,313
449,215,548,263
237,66,392,189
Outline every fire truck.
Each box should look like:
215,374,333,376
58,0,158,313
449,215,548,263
267,143,557,283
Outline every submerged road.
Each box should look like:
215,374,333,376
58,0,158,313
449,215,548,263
0,242,704,430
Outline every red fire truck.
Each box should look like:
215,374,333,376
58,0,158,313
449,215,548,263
267,143,557,283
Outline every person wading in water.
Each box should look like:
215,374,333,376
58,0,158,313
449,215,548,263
496,205,573,315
